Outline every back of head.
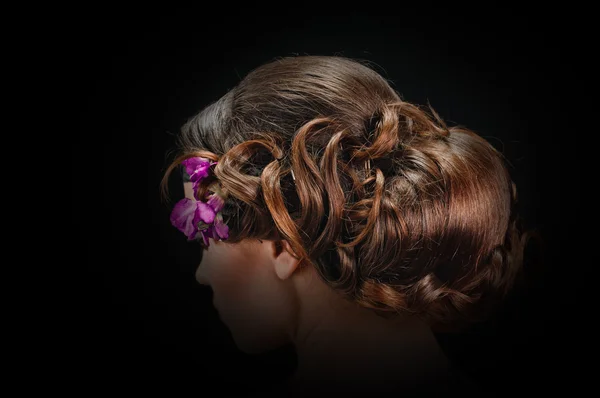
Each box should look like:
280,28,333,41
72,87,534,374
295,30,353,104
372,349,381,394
162,55,537,327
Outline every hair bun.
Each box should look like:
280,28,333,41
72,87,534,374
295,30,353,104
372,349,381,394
161,55,539,326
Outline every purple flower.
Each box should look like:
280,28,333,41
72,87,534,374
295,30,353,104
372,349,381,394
170,198,220,241
213,213,229,240
196,201,216,224
182,157,217,197
206,193,225,213
196,199,229,246
182,157,212,181
170,156,229,247
170,198,201,240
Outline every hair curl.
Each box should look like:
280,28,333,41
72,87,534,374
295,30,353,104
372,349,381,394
161,55,542,327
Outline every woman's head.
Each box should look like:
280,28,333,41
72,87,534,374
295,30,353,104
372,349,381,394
161,55,535,354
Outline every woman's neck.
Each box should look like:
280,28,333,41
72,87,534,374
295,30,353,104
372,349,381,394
287,268,450,393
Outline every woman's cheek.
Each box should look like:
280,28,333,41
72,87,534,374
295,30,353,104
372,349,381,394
206,253,256,307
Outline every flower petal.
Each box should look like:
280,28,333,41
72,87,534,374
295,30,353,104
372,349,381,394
181,158,211,191
213,213,229,240
195,201,216,224
206,193,225,213
182,157,211,180
170,198,198,240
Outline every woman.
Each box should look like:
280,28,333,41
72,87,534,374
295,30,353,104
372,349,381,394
161,55,535,396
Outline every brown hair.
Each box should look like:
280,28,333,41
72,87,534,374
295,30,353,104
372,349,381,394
161,55,541,327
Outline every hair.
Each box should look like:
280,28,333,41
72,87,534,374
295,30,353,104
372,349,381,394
161,55,542,327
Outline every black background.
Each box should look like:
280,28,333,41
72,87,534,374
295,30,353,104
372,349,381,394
70,10,577,396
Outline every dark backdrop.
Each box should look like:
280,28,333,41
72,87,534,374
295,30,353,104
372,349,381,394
70,11,575,396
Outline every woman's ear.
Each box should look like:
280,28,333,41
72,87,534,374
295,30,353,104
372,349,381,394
272,240,301,280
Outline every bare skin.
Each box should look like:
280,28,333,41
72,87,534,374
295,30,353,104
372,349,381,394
283,262,451,394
